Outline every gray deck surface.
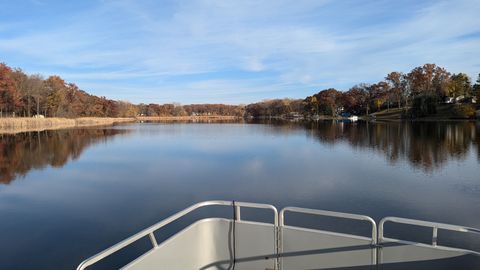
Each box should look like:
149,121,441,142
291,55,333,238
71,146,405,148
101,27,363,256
119,218,479,269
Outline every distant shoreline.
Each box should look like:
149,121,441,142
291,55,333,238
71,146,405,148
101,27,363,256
135,115,239,121
1,113,477,134
0,116,242,134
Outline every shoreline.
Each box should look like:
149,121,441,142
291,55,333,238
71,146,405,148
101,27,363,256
0,117,135,134
0,116,241,134
1,114,476,134
136,115,239,121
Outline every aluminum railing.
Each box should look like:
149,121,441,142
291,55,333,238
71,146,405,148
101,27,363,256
280,207,377,245
279,206,378,266
76,200,278,270
77,201,480,270
379,216,480,255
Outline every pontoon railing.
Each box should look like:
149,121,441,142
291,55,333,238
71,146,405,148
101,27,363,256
379,216,480,255
77,201,480,270
280,207,377,245
279,206,378,268
76,200,278,270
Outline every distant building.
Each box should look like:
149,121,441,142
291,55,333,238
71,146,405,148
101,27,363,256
336,106,345,114
446,96,476,104
286,112,303,119
455,95,465,103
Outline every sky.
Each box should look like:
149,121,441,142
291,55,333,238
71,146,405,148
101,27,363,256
0,0,479,104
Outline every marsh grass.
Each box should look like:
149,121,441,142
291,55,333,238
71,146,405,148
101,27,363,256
0,117,134,133
0,116,239,133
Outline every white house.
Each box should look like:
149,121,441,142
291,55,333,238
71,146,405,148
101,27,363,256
455,95,465,102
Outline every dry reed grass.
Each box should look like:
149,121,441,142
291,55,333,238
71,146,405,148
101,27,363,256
0,117,134,134
0,115,238,133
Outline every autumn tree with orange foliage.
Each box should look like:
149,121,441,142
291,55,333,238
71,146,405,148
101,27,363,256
0,62,478,119
0,63,23,117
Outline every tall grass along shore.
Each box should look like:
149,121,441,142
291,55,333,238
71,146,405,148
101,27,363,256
0,115,241,134
0,117,134,134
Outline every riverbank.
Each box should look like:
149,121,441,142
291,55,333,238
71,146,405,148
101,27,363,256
136,115,239,121
0,115,241,133
371,104,479,120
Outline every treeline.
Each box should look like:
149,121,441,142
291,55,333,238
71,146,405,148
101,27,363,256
247,64,480,118
1,62,479,119
137,103,244,117
0,63,128,117
0,63,243,118
245,99,304,118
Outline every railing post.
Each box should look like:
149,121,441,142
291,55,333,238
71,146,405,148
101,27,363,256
377,243,382,266
235,205,241,221
149,233,158,248
432,227,438,246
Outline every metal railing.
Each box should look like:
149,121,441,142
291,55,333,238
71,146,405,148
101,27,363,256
76,200,278,270
77,201,480,270
280,207,377,245
379,216,480,254
279,206,378,268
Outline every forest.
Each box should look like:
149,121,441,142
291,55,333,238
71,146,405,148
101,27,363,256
1,62,479,119
246,64,480,119
0,62,243,118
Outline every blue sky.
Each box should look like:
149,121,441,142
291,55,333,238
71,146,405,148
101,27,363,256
1,0,479,104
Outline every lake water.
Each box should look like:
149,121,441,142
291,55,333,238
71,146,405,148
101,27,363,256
0,120,479,269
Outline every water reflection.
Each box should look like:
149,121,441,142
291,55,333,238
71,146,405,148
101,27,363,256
0,121,479,270
259,120,480,172
0,128,129,184
1,121,479,185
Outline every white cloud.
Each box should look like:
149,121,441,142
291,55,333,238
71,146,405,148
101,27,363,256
0,0,479,103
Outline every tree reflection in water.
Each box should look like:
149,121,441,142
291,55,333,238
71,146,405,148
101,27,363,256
259,120,479,172
1,121,478,184
0,128,129,184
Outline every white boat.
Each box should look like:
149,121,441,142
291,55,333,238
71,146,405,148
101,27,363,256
77,200,480,270
348,115,359,121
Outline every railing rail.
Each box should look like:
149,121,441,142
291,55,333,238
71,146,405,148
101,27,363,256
379,216,480,252
280,207,377,244
77,202,480,270
279,207,378,270
77,200,278,270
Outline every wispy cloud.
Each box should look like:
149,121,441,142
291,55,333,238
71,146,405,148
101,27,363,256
0,0,479,103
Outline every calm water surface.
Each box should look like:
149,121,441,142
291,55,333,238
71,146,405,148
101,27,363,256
0,120,479,269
